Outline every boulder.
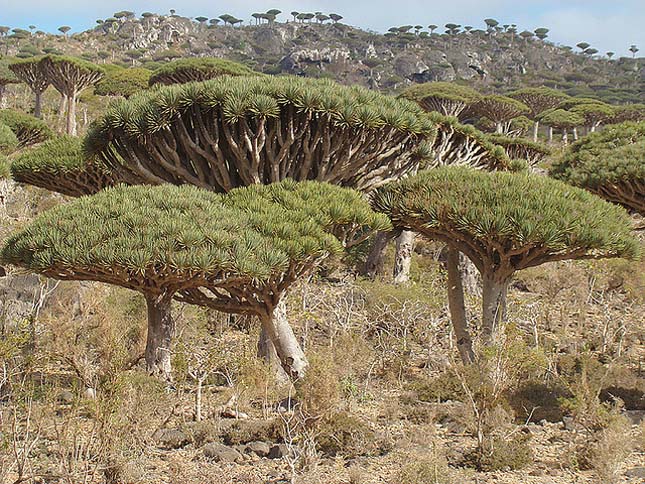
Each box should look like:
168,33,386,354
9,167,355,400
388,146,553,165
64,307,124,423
203,442,243,463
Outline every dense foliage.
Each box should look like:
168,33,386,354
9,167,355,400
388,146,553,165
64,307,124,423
10,136,116,196
0,109,53,146
0,123,19,155
373,167,639,278
401,82,481,118
148,57,256,85
85,75,437,192
550,122,645,215
94,67,151,98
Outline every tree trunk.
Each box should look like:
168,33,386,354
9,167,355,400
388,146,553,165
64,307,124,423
495,122,503,134
547,126,553,144
363,231,392,279
195,377,203,422
481,275,508,344
258,299,307,380
144,293,175,382
532,121,539,142
562,129,568,145
257,324,289,383
66,92,77,136
447,247,474,364
0,85,5,108
573,127,579,141
58,94,67,131
34,91,43,118
393,230,415,284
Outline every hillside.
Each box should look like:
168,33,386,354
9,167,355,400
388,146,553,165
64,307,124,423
3,12,644,103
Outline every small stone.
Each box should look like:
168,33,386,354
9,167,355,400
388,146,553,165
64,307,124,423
624,410,645,425
275,397,298,413
154,428,190,449
84,388,96,399
246,441,271,457
203,442,242,463
562,416,579,431
626,467,645,478
57,390,74,404
268,444,290,459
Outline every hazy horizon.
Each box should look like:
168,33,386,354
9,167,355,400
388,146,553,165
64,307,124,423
0,0,643,58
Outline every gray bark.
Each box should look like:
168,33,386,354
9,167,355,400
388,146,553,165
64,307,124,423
393,230,415,284
258,299,307,380
447,247,475,364
481,275,508,343
532,121,539,142
66,92,77,136
363,231,392,279
144,293,175,382
34,91,43,119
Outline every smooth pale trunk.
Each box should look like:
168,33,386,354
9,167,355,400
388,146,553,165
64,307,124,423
446,247,475,364
257,325,290,383
66,92,77,136
547,126,553,144
573,127,579,141
532,121,540,142
363,231,392,279
34,91,43,118
393,230,415,284
481,275,508,343
58,94,68,130
562,129,568,145
144,293,175,382
258,299,307,380
495,122,503,134
0,85,5,108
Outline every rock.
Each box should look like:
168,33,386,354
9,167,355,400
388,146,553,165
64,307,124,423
84,388,96,400
57,390,74,404
203,442,242,463
624,410,645,425
246,441,271,457
154,428,190,449
268,444,290,459
275,397,298,413
626,467,645,478
561,416,580,431
221,408,250,419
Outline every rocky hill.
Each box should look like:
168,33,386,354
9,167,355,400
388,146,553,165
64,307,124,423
4,12,644,103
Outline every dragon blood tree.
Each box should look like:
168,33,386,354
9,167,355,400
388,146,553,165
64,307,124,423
470,95,530,134
8,57,50,118
373,167,639,362
507,87,569,141
400,82,482,119
425,113,509,170
0,60,20,107
148,58,256,86
10,136,119,196
487,134,551,168
0,110,52,147
537,109,584,145
84,75,436,192
366,109,511,283
2,181,389,380
550,122,645,216
40,55,104,136
19,75,433,374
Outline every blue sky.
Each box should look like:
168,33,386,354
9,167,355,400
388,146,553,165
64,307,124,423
1,0,643,57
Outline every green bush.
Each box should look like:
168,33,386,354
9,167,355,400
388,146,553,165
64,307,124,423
0,123,19,154
316,411,378,457
466,433,533,471
0,109,53,147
